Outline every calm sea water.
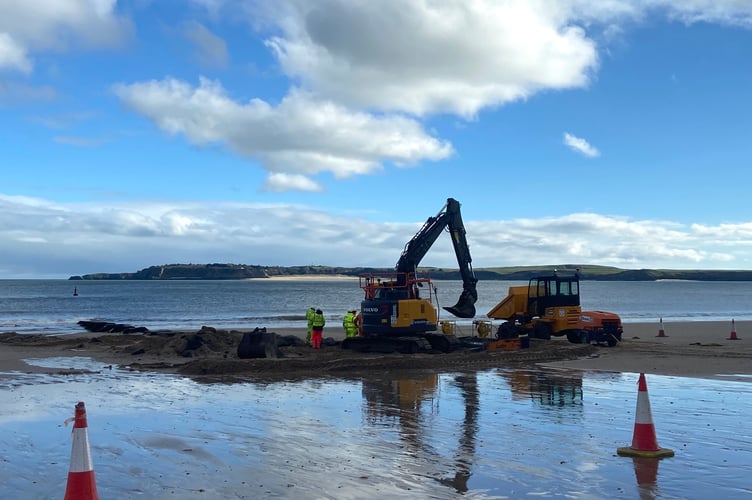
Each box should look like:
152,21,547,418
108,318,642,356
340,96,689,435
1,365,750,499
1,279,751,335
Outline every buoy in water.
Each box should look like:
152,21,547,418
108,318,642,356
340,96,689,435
73,287,78,296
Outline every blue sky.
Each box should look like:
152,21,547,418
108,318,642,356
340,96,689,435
2,1,752,279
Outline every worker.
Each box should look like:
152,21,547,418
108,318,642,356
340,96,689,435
342,310,352,337
305,306,316,345
311,308,325,349
354,310,363,336
343,310,357,338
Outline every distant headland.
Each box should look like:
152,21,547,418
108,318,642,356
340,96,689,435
68,263,752,281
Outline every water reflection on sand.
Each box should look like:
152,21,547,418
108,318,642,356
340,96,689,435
1,360,750,499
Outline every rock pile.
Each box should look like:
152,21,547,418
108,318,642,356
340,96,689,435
77,320,150,334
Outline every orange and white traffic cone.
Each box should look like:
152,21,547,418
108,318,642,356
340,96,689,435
728,319,740,340
617,373,674,458
656,318,667,338
64,401,99,500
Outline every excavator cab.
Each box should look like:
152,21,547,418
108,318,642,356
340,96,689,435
358,272,438,336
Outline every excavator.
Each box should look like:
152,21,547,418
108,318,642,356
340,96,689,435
342,198,478,353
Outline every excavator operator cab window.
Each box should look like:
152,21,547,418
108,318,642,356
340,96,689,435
373,287,408,300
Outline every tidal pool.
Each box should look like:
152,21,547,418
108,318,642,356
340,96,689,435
1,358,750,499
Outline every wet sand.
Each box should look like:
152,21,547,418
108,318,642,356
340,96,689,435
1,320,750,381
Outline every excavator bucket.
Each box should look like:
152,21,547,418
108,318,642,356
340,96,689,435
444,290,477,318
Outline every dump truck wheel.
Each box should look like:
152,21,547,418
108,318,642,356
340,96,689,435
567,331,585,344
532,322,551,340
497,322,517,339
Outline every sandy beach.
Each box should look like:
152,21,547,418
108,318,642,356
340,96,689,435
262,274,358,281
1,320,750,381
2,321,751,499
543,320,752,381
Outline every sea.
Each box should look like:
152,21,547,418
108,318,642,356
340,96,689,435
1,278,751,335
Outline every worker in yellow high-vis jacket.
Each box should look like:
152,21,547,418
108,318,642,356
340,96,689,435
343,310,358,338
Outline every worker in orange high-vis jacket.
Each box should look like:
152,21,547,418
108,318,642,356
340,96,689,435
311,309,325,349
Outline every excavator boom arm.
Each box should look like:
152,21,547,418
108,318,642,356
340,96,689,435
395,198,477,318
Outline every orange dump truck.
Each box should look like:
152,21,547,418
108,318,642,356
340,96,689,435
486,272,622,346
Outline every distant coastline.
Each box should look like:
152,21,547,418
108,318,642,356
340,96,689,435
263,274,358,281
68,263,752,281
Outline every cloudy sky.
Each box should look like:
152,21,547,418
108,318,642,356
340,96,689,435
2,0,752,278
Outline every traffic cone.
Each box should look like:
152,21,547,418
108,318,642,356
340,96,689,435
728,319,739,340
64,401,99,500
617,373,674,458
656,318,667,338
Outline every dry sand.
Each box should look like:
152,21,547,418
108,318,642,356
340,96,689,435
1,320,750,381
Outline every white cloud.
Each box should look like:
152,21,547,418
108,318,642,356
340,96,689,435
263,173,323,193
245,0,752,113
1,194,750,278
553,0,752,26
106,0,752,193
113,77,453,191
0,33,32,73
182,21,229,68
563,132,600,157
252,0,752,121
262,0,599,118
0,0,130,54
649,0,752,27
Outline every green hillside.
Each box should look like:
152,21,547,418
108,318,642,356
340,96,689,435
69,263,752,281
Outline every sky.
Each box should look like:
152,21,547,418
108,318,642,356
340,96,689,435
2,0,752,279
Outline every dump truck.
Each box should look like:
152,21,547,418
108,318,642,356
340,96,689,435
486,272,622,346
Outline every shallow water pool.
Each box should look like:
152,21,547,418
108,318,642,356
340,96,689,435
1,360,750,499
